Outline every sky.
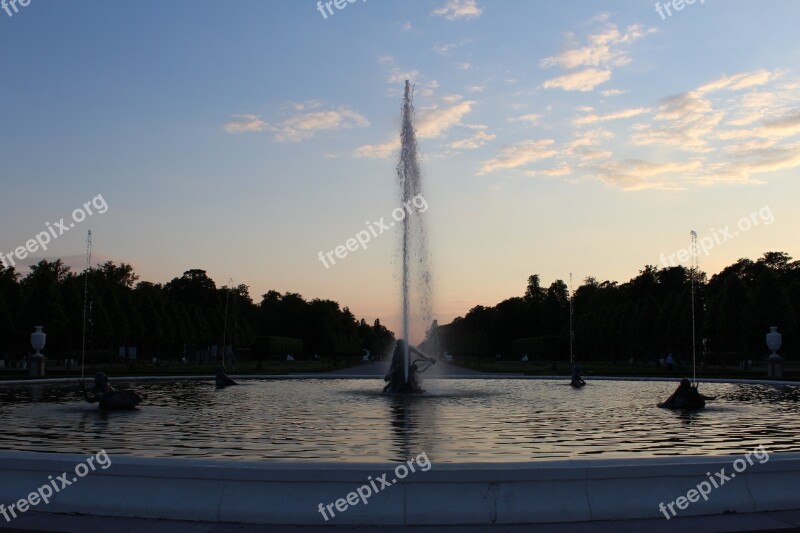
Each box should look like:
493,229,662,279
1,0,799,338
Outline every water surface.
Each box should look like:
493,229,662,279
1,379,798,462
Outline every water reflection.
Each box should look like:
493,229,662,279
0,379,798,462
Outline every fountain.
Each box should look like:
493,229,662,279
384,80,435,393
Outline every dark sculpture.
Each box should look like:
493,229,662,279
81,372,142,410
658,378,706,410
215,366,238,388
383,340,435,394
570,365,586,388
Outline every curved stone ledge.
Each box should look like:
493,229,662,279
0,451,798,525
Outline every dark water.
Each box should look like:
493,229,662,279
0,379,798,463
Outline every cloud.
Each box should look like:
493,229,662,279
433,40,471,55
449,130,496,150
542,68,611,92
509,113,541,125
490,69,800,190
387,69,421,84
525,163,573,178
762,110,800,136
223,114,269,134
540,22,653,92
630,92,721,152
601,89,627,97
274,108,369,142
696,69,777,95
416,100,476,138
590,159,703,191
478,140,558,174
540,24,651,70
565,129,615,153
577,149,613,162
692,145,800,185
225,107,369,142
353,140,399,159
573,107,650,126
432,0,482,20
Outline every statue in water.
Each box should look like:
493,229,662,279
570,365,586,388
383,339,436,394
81,372,142,410
215,365,238,389
658,378,706,410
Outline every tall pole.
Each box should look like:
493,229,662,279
690,230,698,386
222,278,233,369
81,230,92,382
569,273,574,366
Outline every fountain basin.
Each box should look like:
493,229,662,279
1,377,799,525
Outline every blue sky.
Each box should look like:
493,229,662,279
2,0,799,337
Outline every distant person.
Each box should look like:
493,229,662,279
570,365,586,388
665,353,674,371
81,372,142,410
658,378,705,410
215,366,238,389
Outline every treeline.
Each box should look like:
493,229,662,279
434,252,800,363
0,260,395,362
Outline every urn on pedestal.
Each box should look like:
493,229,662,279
29,326,46,377
766,326,783,379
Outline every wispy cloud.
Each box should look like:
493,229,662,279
590,159,704,191
224,106,369,142
223,114,269,134
509,113,541,125
573,107,650,126
449,130,495,150
432,0,482,20
540,21,654,92
387,68,421,84
542,68,611,92
478,140,558,174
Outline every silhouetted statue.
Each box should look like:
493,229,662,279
215,366,238,388
383,340,435,394
659,378,705,410
81,372,142,410
570,365,586,388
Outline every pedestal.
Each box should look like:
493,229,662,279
767,353,783,379
29,354,45,377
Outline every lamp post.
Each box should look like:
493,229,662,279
766,326,783,379
30,326,46,377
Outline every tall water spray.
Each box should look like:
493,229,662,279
397,80,433,383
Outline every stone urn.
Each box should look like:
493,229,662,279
30,326,46,377
766,326,783,379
